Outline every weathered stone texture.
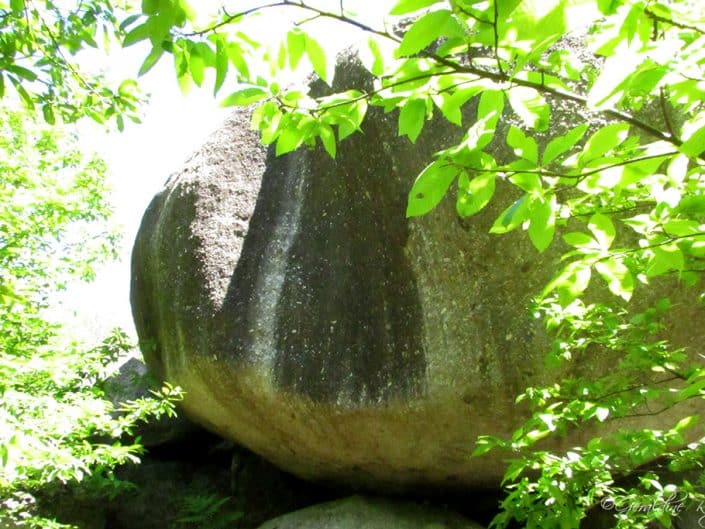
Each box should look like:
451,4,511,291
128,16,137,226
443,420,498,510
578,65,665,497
131,54,704,491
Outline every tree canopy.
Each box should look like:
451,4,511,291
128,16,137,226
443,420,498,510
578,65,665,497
2,0,705,528
0,0,144,127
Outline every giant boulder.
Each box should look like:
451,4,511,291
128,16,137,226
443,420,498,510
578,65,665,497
131,53,703,490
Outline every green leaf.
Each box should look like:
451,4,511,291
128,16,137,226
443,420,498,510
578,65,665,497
456,172,496,217
220,86,268,107
528,195,556,252
395,10,465,57
680,124,705,159
646,245,684,277
287,29,306,70
367,38,385,76
304,33,331,84
663,219,699,237
227,42,250,79
626,63,667,98
406,161,458,217
667,154,689,185
138,45,164,76
510,171,541,193
189,53,205,86
507,87,549,131
0,283,25,304
123,22,150,47
677,195,705,217
478,89,504,123
674,415,698,433
563,231,598,250
490,195,529,234
398,99,427,142
578,123,630,165
213,39,228,95
597,0,619,14
499,0,569,60
276,126,304,156
390,0,441,15
7,65,37,82
120,13,142,31
588,213,615,250
146,13,175,45
471,436,497,457
9,76,33,110
318,124,336,158
464,90,504,150
542,124,588,165
563,231,596,248
321,94,368,140
142,0,158,14
506,126,538,163
595,258,633,301
176,0,196,23
679,377,705,401
276,40,287,71
587,52,639,109
175,49,191,95
433,85,482,126
42,104,55,125
10,0,23,13
543,260,592,305
620,154,670,189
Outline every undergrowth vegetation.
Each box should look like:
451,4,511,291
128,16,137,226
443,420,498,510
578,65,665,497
0,107,182,528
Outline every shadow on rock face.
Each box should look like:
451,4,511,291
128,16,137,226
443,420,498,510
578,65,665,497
219,107,429,405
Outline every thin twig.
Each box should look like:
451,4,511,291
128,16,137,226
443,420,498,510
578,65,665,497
590,375,682,403
644,7,705,35
453,4,492,25
659,87,677,141
182,1,292,37
311,68,458,114
492,0,504,75
294,13,322,26
449,151,679,181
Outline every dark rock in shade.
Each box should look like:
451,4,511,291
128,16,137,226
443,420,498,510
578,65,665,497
103,357,202,447
230,448,338,528
24,438,326,529
131,51,705,490
255,495,485,529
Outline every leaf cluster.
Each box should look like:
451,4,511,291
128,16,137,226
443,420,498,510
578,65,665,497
0,0,144,127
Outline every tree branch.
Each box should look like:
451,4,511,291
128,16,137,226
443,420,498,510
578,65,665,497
644,7,705,35
180,1,691,157
449,151,679,181
183,1,293,37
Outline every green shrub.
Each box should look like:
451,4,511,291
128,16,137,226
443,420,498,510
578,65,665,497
0,105,181,528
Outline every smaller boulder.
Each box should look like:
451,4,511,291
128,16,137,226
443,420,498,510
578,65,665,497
256,495,485,529
104,357,200,447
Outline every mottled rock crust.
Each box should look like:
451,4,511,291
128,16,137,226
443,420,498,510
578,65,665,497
131,54,703,490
